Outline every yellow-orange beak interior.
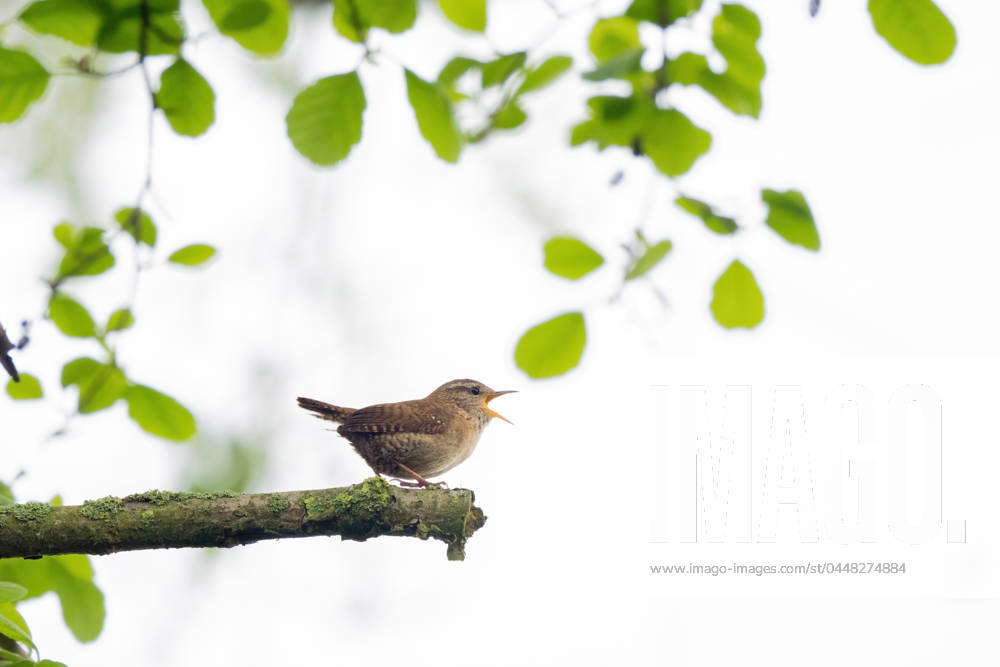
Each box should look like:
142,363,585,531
482,390,517,424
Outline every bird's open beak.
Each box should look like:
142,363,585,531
483,390,517,424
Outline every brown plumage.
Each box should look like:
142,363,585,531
297,379,515,486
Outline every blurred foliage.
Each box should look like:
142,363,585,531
0,490,99,664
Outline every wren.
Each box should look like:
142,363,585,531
297,379,515,487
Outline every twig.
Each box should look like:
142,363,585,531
0,478,487,561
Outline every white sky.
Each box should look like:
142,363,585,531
1,0,998,664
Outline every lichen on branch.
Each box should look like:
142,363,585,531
0,478,486,561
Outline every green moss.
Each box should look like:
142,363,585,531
123,489,239,505
303,477,391,524
80,496,124,520
0,501,54,522
140,509,155,526
267,494,290,514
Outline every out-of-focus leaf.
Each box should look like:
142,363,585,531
711,259,764,328
0,584,27,604
868,0,955,65
55,225,115,279
675,195,738,234
641,108,711,177
333,0,417,40
517,55,572,94
97,7,184,56
582,48,644,81
286,72,366,167
480,52,525,88
48,294,95,338
0,48,50,123
626,0,703,25
105,308,134,332
0,554,105,643
6,374,42,400
114,208,157,247
492,101,526,130
156,58,216,138
405,69,462,162
543,237,604,280
61,357,127,414
125,384,196,441
571,95,651,149
762,188,819,250
438,56,480,92
626,239,672,280
219,0,270,31
588,16,640,62
670,3,765,117
515,312,587,379
0,605,33,652
438,0,486,31
168,244,217,266
203,0,288,55
19,0,104,46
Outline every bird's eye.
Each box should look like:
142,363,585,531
469,386,481,395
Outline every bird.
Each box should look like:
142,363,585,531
297,379,516,487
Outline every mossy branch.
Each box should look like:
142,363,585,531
0,478,486,562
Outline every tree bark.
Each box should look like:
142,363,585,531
0,478,486,561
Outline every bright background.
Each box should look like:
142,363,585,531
1,0,998,664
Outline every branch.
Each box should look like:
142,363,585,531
0,478,486,561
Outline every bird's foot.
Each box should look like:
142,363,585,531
389,477,448,489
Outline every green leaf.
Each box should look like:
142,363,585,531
515,312,587,379
571,95,651,149
626,239,672,280
55,225,115,279
48,293,95,338
480,52,525,88
405,69,462,163
125,384,196,441
335,0,417,37
156,59,216,138
641,108,712,177
762,188,819,250
675,196,738,234
62,359,126,414
543,237,604,280
492,101,526,130
105,308,134,332
588,16,640,62
0,555,105,644
438,0,486,31
868,0,955,65
626,0,703,26
97,8,184,56
517,55,572,94
0,48,50,123
286,72,366,167
670,3,765,117
168,244,217,266
220,0,270,31
203,0,289,55
19,0,104,46
711,259,764,328
114,207,157,247
0,584,27,604
6,374,42,400
60,357,100,388
438,56,480,91
0,606,33,652
582,48,644,81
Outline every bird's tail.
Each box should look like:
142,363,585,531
297,397,356,424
